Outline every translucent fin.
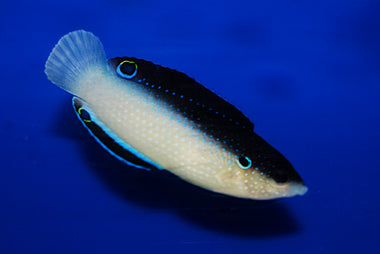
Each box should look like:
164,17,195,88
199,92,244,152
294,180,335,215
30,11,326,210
44,30,107,95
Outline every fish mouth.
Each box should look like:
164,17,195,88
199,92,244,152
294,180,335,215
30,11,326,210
287,182,308,197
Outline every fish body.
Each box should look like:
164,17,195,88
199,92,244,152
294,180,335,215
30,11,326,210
45,30,307,200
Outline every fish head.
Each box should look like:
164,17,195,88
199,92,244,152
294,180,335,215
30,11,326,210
219,133,307,200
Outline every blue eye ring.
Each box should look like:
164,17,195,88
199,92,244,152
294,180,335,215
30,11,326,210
116,60,138,79
237,156,252,169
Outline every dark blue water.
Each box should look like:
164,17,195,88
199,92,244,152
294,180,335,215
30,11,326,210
1,0,379,253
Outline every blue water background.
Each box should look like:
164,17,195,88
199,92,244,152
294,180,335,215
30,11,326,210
1,0,379,253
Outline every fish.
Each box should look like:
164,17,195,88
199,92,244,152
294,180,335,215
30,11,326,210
45,30,307,200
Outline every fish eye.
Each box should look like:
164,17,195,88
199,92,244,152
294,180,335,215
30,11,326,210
272,169,289,184
237,156,252,169
116,60,138,79
78,108,91,123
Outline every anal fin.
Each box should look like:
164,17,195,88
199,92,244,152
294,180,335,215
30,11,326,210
72,97,160,171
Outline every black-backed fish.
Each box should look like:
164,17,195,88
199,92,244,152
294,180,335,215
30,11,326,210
45,30,307,200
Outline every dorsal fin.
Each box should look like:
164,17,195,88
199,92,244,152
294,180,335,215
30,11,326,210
108,57,254,132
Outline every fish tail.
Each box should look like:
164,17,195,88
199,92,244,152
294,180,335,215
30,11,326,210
44,30,107,95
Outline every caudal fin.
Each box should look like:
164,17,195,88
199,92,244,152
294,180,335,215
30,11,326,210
44,30,107,95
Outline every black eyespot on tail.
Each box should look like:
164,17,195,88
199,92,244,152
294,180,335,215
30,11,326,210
78,108,91,122
117,60,138,79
